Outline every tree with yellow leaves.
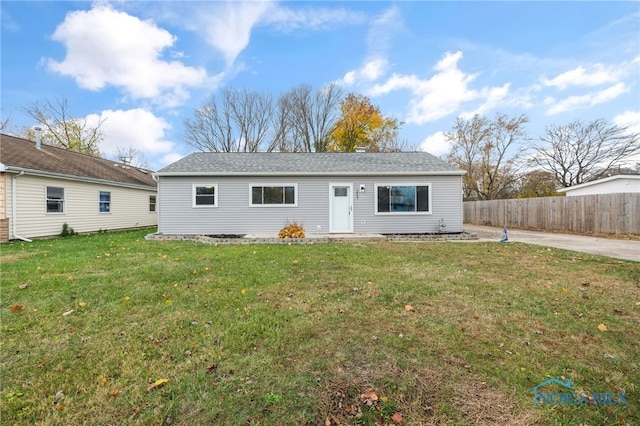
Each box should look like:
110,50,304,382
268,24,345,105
328,93,405,152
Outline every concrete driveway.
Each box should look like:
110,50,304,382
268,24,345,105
463,224,640,262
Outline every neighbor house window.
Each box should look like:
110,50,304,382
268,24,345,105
376,184,430,214
250,185,296,206
149,195,156,212
46,186,65,213
193,185,217,207
99,191,111,213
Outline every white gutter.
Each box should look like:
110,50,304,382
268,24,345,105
11,171,32,242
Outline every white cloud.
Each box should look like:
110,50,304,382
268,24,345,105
461,84,511,119
261,5,366,32
87,109,175,167
613,110,640,134
341,58,389,86
46,5,208,105
541,64,621,90
342,70,356,86
339,6,399,87
159,152,184,167
546,82,628,115
366,5,401,55
418,131,451,157
192,1,273,66
370,51,490,124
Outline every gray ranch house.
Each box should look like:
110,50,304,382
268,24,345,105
154,152,465,236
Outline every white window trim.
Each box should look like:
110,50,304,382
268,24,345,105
374,183,432,215
45,185,66,214
249,183,298,207
149,195,157,213
99,191,111,214
192,184,218,208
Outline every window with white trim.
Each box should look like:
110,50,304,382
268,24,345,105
149,195,156,212
376,184,430,213
46,186,65,213
250,185,296,206
193,185,218,207
99,191,111,213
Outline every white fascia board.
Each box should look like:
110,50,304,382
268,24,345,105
3,166,156,191
558,175,640,193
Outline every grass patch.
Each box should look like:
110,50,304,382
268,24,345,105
1,229,638,425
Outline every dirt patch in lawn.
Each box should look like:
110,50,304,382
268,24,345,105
315,362,541,425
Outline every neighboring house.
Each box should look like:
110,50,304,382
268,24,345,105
154,152,465,236
558,175,640,197
0,133,157,241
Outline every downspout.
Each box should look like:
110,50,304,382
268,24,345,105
152,173,159,233
12,171,32,242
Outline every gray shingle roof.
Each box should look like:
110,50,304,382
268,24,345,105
0,133,157,188
156,152,464,176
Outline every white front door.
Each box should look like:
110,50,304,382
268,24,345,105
329,184,353,233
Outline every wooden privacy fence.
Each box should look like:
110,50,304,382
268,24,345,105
464,193,640,234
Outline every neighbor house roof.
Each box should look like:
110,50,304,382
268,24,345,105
557,175,640,193
156,152,465,176
0,133,156,189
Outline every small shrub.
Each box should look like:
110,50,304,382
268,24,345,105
60,223,76,237
278,222,305,239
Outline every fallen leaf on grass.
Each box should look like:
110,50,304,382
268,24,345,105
110,390,121,397
62,310,74,317
10,305,24,312
56,404,65,411
70,327,78,333
598,323,608,332
206,363,218,373
18,283,29,289
78,302,87,307
99,375,108,383
391,412,405,425
131,406,140,419
145,378,168,393
345,404,358,415
361,388,379,406
404,304,415,312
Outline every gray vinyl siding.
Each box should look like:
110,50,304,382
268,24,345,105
9,174,157,239
158,175,463,235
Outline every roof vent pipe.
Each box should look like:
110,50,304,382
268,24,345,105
35,126,42,150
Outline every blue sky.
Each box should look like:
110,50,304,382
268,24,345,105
2,1,639,169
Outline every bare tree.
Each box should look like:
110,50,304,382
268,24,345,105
270,83,343,152
183,87,273,152
22,97,104,157
0,110,10,132
114,146,150,169
446,113,529,200
530,118,640,187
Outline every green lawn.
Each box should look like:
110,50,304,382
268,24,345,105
1,229,638,425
